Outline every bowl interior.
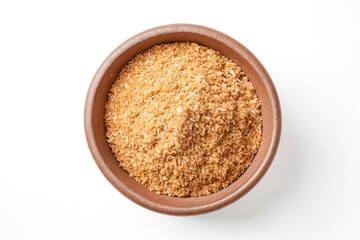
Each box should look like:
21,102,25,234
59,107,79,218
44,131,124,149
85,25,280,215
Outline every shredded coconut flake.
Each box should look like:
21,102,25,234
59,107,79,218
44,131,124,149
105,42,262,197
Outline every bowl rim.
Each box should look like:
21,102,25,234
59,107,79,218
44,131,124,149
84,24,281,215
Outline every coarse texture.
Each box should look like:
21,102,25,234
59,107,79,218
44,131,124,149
105,42,262,197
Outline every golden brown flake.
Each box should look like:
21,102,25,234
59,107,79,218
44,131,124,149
105,42,262,197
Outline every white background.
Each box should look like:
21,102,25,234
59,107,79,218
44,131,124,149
1,0,359,239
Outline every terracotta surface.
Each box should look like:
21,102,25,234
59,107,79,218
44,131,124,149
84,24,281,215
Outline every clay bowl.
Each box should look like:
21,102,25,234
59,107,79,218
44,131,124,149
84,24,281,215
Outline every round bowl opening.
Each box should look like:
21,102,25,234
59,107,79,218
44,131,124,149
85,24,281,215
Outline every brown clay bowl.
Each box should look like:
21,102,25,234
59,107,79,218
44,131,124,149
84,24,281,215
